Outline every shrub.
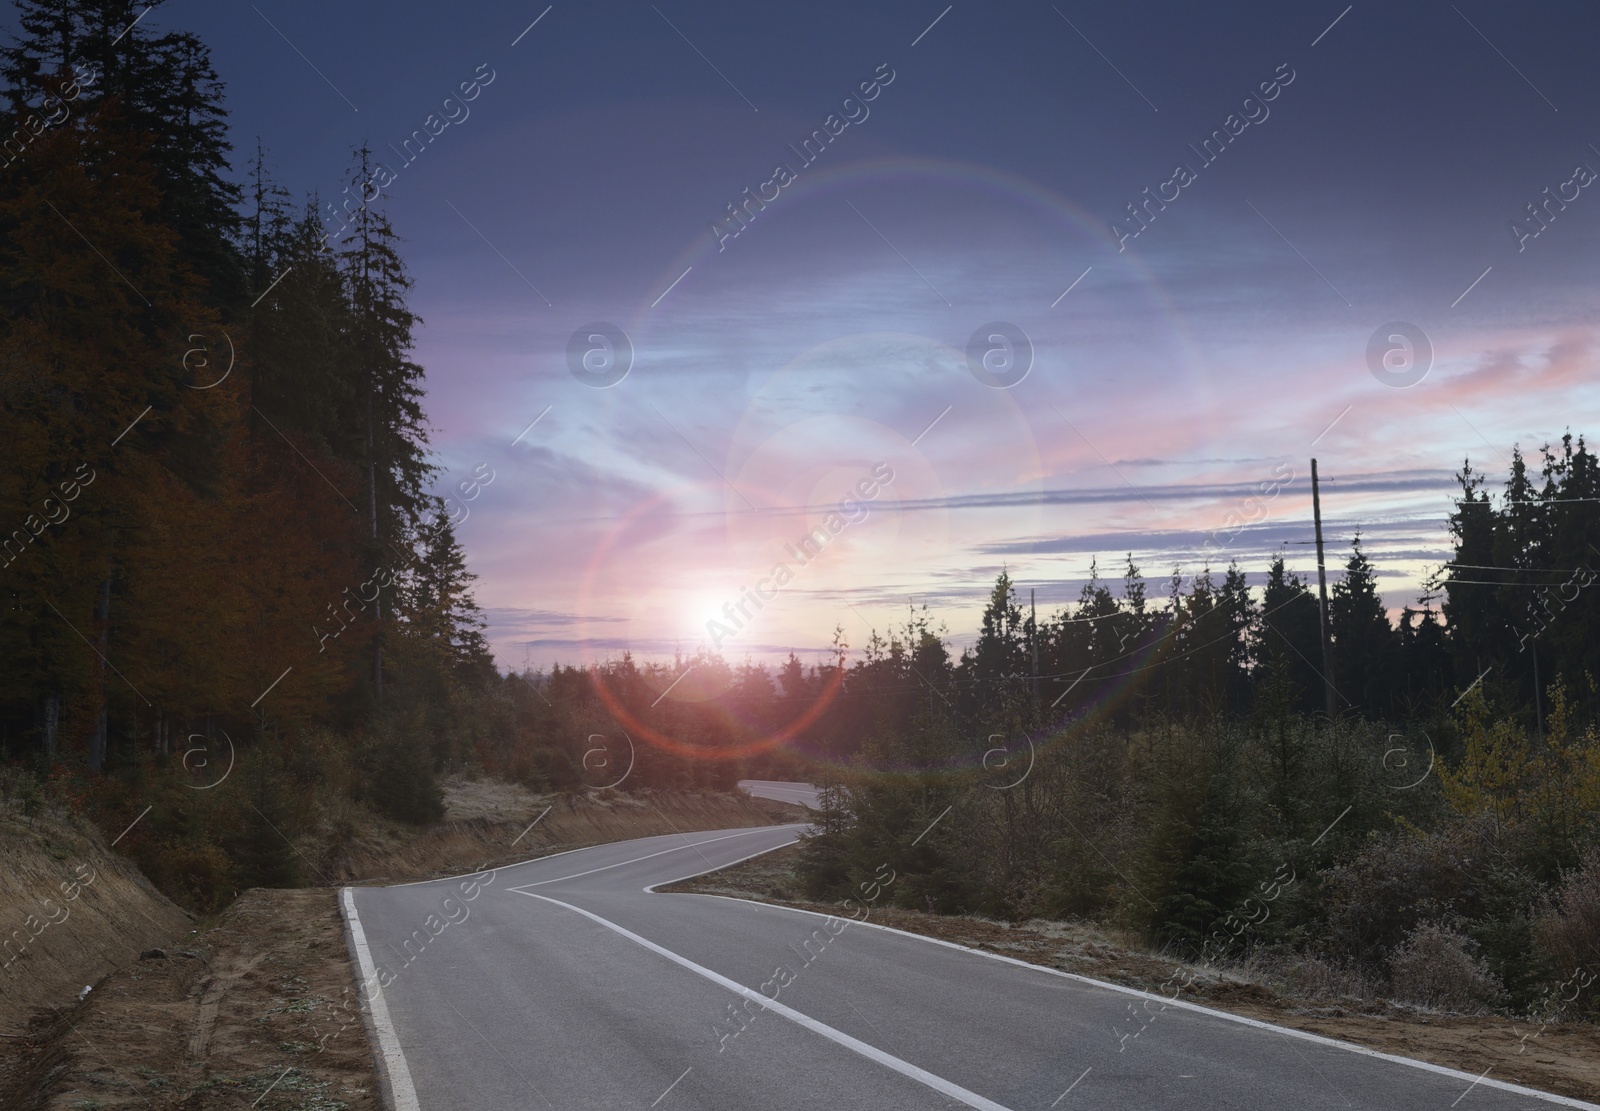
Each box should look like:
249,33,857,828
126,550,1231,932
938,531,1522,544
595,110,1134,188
1387,923,1505,1012
1533,848,1600,1018
136,840,234,915
360,711,445,826
1319,817,1495,970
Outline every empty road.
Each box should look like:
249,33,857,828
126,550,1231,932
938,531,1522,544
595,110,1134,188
343,798,1594,1109
738,779,822,808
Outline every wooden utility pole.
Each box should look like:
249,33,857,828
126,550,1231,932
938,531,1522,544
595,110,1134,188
1311,459,1338,720
1030,589,1041,710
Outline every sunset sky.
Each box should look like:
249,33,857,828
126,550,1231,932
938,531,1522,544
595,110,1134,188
144,0,1600,667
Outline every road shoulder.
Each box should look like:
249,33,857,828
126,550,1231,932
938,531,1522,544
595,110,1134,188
661,843,1600,1104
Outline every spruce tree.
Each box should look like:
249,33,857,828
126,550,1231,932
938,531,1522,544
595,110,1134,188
1,0,244,306
1330,534,1397,717
337,146,433,703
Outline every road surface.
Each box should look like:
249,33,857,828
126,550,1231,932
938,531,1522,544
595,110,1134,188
738,779,822,808
343,799,1594,1110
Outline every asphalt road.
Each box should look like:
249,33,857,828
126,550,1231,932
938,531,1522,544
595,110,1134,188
344,794,1595,1110
737,779,822,808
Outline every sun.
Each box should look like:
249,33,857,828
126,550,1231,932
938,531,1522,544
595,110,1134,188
683,592,730,640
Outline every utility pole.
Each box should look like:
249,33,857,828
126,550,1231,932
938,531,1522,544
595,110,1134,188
1311,458,1338,720
1532,647,1544,738
1030,589,1041,711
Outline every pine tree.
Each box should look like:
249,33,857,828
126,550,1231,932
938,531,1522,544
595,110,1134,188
337,145,434,704
1330,533,1397,717
1,0,244,306
1256,553,1322,715
405,502,492,678
1442,461,1503,686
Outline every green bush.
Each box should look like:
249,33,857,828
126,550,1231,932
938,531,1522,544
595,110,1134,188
361,711,445,826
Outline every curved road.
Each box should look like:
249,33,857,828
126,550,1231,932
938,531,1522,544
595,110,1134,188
343,789,1594,1110
737,779,822,808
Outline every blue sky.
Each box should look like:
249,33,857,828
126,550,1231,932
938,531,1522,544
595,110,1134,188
102,1,1600,666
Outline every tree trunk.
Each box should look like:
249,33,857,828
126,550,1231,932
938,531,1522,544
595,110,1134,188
88,577,111,774
41,691,59,766
366,381,382,706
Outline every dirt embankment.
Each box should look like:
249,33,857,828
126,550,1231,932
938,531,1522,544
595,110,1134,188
0,807,192,1039
1,783,806,1109
663,843,1600,1104
1,888,378,1110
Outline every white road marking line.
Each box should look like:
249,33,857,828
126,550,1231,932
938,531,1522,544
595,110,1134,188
341,889,420,1111
679,894,1600,1109
643,833,807,892
513,889,1017,1111
508,827,780,889
384,823,806,890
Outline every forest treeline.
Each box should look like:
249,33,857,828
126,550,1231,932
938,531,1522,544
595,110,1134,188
756,434,1600,1021
0,1,506,904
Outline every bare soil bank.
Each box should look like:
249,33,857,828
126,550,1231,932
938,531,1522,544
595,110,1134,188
0,888,377,1110
0,785,806,1108
0,807,191,1039
661,843,1600,1103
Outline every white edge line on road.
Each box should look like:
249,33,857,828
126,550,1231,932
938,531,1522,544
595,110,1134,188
383,822,804,890
512,888,1016,1111
643,834,807,892
341,888,421,1111
507,826,793,890
674,891,1599,1110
